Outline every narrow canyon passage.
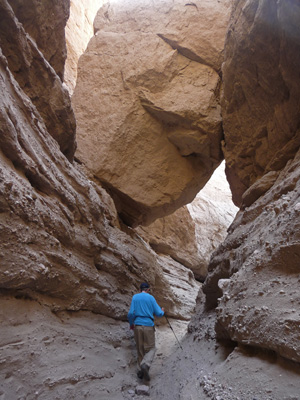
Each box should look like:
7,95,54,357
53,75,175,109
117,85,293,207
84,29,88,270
1,0,300,399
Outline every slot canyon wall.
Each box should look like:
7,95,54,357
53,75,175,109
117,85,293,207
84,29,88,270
0,0,300,399
202,0,300,364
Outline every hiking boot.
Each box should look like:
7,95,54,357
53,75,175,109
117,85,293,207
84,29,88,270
141,364,150,381
137,370,144,379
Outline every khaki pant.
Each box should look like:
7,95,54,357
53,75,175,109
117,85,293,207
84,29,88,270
134,325,156,370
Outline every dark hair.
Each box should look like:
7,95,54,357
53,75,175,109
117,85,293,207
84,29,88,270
140,282,150,291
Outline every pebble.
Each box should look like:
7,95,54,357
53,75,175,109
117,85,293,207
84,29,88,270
135,385,150,396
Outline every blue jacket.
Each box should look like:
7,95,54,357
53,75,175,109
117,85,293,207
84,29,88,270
127,292,164,326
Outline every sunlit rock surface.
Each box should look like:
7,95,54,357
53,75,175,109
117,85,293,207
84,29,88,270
65,0,103,94
73,0,232,227
187,163,238,276
1,0,300,398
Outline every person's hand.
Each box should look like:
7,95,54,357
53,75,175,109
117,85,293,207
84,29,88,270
130,324,135,330
161,307,165,312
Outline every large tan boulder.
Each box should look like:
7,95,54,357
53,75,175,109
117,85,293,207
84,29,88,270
222,0,300,206
94,0,232,73
73,0,232,227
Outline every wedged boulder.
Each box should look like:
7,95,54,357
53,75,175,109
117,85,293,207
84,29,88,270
222,0,300,206
94,0,232,73
73,0,232,227
204,148,300,363
0,0,76,160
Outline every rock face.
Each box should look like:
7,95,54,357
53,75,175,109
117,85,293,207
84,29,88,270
0,0,76,160
204,149,300,363
2,0,300,397
0,0,186,321
136,163,238,281
8,0,69,80
222,0,300,206
72,0,232,227
65,0,103,94
136,206,202,278
203,0,300,365
156,255,200,319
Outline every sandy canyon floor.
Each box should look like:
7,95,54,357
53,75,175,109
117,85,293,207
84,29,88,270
1,296,300,400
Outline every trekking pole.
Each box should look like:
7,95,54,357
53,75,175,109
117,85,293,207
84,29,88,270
164,314,183,350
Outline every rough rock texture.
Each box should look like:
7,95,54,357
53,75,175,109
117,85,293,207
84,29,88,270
0,0,188,321
8,0,69,80
152,307,300,400
2,0,300,398
201,0,300,367
135,206,201,277
94,0,231,73
204,149,300,363
0,297,136,399
0,295,193,400
65,0,103,94
0,0,76,160
72,0,232,227
136,163,238,281
156,255,200,319
222,0,300,206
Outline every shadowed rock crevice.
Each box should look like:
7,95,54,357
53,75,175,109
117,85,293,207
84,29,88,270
157,33,222,75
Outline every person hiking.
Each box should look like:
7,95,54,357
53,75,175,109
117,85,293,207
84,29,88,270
127,282,165,381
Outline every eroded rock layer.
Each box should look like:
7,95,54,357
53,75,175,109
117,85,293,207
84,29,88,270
203,0,300,365
222,0,300,206
0,0,188,321
8,0,69,80
0,0,76,160
73,0,232,227
204,148,300,363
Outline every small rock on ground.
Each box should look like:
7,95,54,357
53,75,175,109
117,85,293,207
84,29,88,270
135,385,150,396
